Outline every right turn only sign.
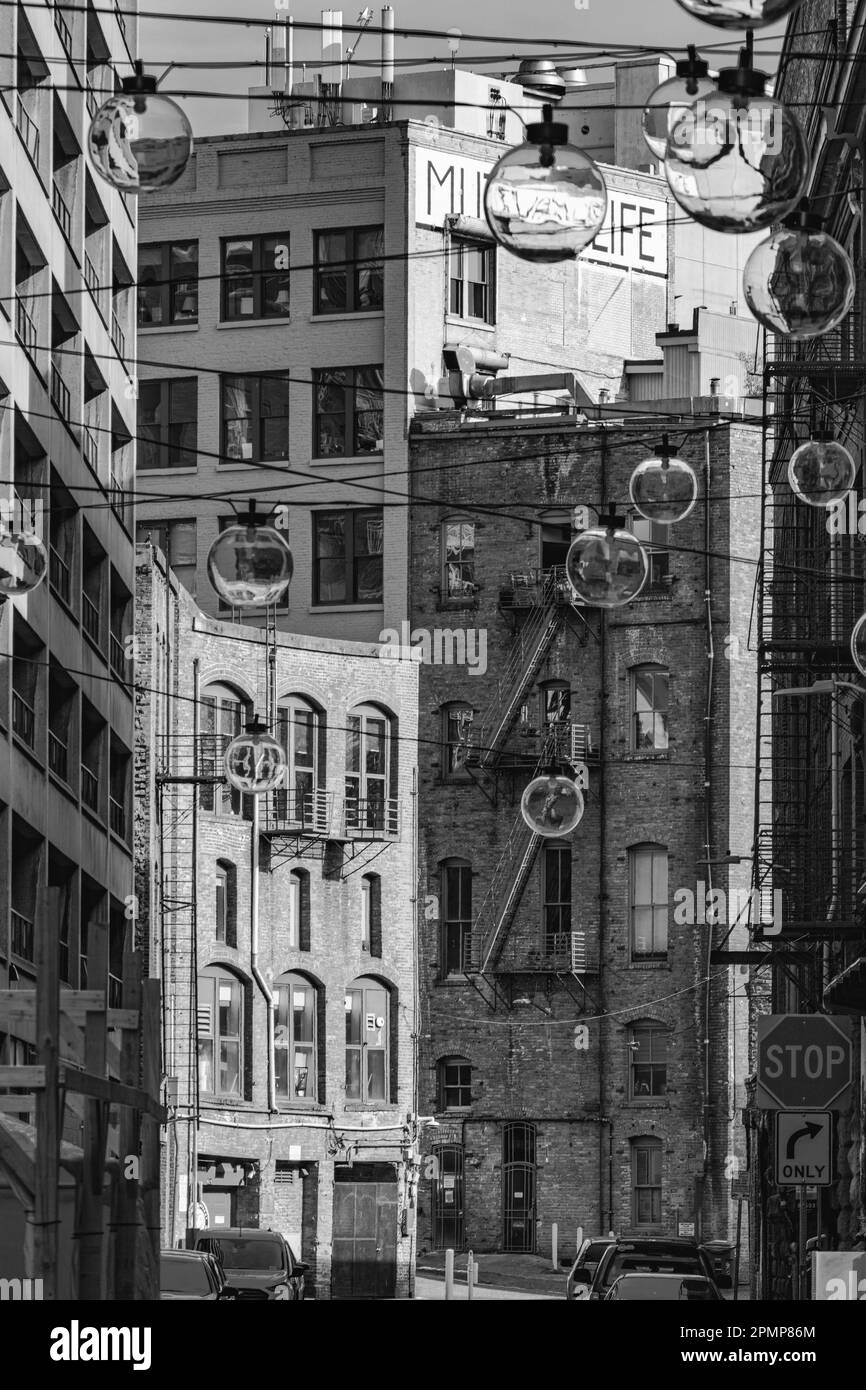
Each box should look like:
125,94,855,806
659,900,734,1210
775,1111,833,1186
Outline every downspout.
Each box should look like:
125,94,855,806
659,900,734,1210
702,429,714,1228
598,429,610,1234
250,791,277,1113
826,535,840,993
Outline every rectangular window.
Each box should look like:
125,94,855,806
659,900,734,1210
442,520,476,600
315,226,384,314
221,373,290,464
138,378,197,470
631,515,670,587
632,668,669,750
135,518,197,596
444,706,471,780
197,973,242,1097
631,1026,667,1097
221,234,291,320
633,1142,662,1226
313,366,384,458
345,984,388,1101
442,863,472,975
441,1060,472,1110
138,240,198,326
215,868,227,943
630,846,668,961
313,508,384,606
449,238,494,323
543,844,571,948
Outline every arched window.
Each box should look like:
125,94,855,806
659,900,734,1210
346,704,396,833
442,701,473,780
275,695,324,824
630,666,669,751
215,859,237,948
200,682,252,816
629,1021,668,1098
275,972,318,1102
542,842,571,950
345,976,391,1101
441,518,476,601
629,844,668,961
288,868,310,952
440,858,472,976
197,966,244,1097
361,873,382,957
631,1136,663,1227
438,1056,471,1110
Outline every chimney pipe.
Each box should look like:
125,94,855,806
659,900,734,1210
286,17,293,94
709,378,720,396
265,26,271,88
322,9,343,87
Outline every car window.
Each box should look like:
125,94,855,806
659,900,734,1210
601,1251,702,1287
582,1241,612,1265
198,1237,285,1271
161,1256,210,1294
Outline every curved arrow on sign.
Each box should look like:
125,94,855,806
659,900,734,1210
786,1121,823,1160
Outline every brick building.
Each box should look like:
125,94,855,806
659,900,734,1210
135,541,419,1298
408,401,762,1256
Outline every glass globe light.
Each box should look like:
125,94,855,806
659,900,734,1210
224,719,287,794
743,207,855,339
630,443,698,524
484,105,607,263
0,528,48,598
566,520,648,608
88,62,193,193
851,614,866,678
520,773,585,837
664,52,808,234
787,435,857,508
673,0,805,26
642,48,717,161
207,502,293,607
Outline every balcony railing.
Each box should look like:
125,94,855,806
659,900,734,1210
109,472,127,525
52,180,72,240
263,788,339,837
50,358,71,421
16,97,39,164
82,424,99,470
54,4,73,56
111,310,126,359
343,794,400,839
50,545,71,603
108,972,123,1008
11,909,35,963
110,631,125,674
84,250,99,293
498,565,572,611
81,764,99,812
12,691,35,747
86,80,99,119
109,794,126,838
15,298,37,353
82,591,100,642
49,730,69,782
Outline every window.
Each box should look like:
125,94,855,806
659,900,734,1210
275,973,317,1101
442,520,476,601
275,698,320,822
631,1138,663,1226
215,860,236,947
629,844,668,961
345,977,390,1102
629,1022,667,1098
315,226,384,314
441,859,472,975
221,373,290,464
630,514,670,587
449,238,494,322
221,234,290,320
313,366,384,458
138,378,197,470
136,518,197,598
138,240,198,326
197,967,243,1097
199,683,251,817
361,874,382,957
346,705,393,832
313,508,383,605
439,1056,471,1110
442,702,472,780
288,869,310,952
540,681,570,725
631,666,669,751
542,842,571,949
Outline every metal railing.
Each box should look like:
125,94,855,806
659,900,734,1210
53,4,73,56
50,358,71,421
264,787,338,836
16,97,39,163
86,80,99,119
81,764,99,812
84,251,99,293
82,592,100,642
108,973,123,1008
15,298,37,353
343,794,400,838
11,909,35,962
110,631,125,674
52,181,72,240
12,691,35,747
48,730,69,782
50,545,71,603
109,471,126,525
109,794,126,838
82,424,99,470
111,310,126,359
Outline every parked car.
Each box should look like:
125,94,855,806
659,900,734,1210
568,1237,727,1301
564,1237,617,1300
160,1248,237,1301
194,1228,309,1301
604,1272,722,1301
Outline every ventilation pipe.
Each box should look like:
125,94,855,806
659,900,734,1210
381,5,394,117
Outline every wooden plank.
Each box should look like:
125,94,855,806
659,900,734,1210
0,1119,36,1200
0,991,138,1030
0,1067,45,1087
59,1066,166,1124
0,1095,36,1113
36,884,60,1298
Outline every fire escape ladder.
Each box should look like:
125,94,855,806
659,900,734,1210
157,736,200,1126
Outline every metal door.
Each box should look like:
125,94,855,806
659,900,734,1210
432,1145,465,1249
331,1164,397,1299
502,1123,536,1252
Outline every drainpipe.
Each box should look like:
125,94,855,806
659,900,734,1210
702,428,715,1224
250,793,277,1113
598,429,609,1234
825,536,840,994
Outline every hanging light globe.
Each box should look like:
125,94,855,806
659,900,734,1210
566,514,648,608
673,0,805,25
743,204,855,339
630,440,698,523
520,773,585,837
851,614,866,678
224,717,287,794
0,528,48,598
642,47,717,162
664,47,808,234
206,501,293,608
484,104,607,263
88,61,193,192
787,434,857,507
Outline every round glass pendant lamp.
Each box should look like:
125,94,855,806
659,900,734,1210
0,528,47,598
673,0,805,27
743,204,856,339
787,433,857,507
629,438,698,524
88,61,193,192
566,511,648,608
851,613,866,678
642,47,717,161
224,717,287,794
520,773,585,836
206,500,293,608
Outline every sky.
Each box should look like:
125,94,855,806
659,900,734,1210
139,0,790,138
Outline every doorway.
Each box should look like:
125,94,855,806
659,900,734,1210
332,1163,398,1299
502,1122,536,1252
432,1144,465,1250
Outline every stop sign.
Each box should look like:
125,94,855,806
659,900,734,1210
757,1015,853,1111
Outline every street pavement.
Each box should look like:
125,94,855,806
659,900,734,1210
415,1274,558,1300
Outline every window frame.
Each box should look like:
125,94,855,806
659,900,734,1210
441,858,472,976
442,702,473,782
439,1056,472,1111
220,232,291,322
138,377,198,471
312,507,384,607
448,235,495,324
137,239,198,327
345,976,391,1103
542,841,572,949
629,1021,668,1099
220,371,290,466
629,512,671,588
361,873,382,958
630,665,670,752
629,844,669,962
274,972,317,1103
199,683,252,819
441,517,477,603
288,868,311,952
312,366,384,460
346,703,393,832
275,698,320,822
314,225,384,316
197,967,244,1099
631,1137,663,1228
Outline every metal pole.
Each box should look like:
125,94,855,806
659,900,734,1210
467,1248,474,1300
733,1197,742,1302
551,1221,558,1271
445,1248,454,1300
798,1186,807,1300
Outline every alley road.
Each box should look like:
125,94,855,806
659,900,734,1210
414,1276,559,1300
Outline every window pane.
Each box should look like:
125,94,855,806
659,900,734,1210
345,990,361,1045
316,232,349,313
171,241,198,321
262,236,290,316
219,1039,240,1094
222,376,254,460
198,1038,213,1092
366,1049,386,1100
364,719,386,773
138,245,164,324
224,239,255,318
218,980,239,1038
354,368,384,454
261,375,290,460
138,380,162,468
346,1047,361,1098
315,513,347,602
293,986,314,1043
356,227,384,311
633,850,653,905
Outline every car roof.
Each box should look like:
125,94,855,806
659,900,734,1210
608,1238,700,1252
198,1228,284,1239
161,1248,211,1259
614,1272,712,1282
